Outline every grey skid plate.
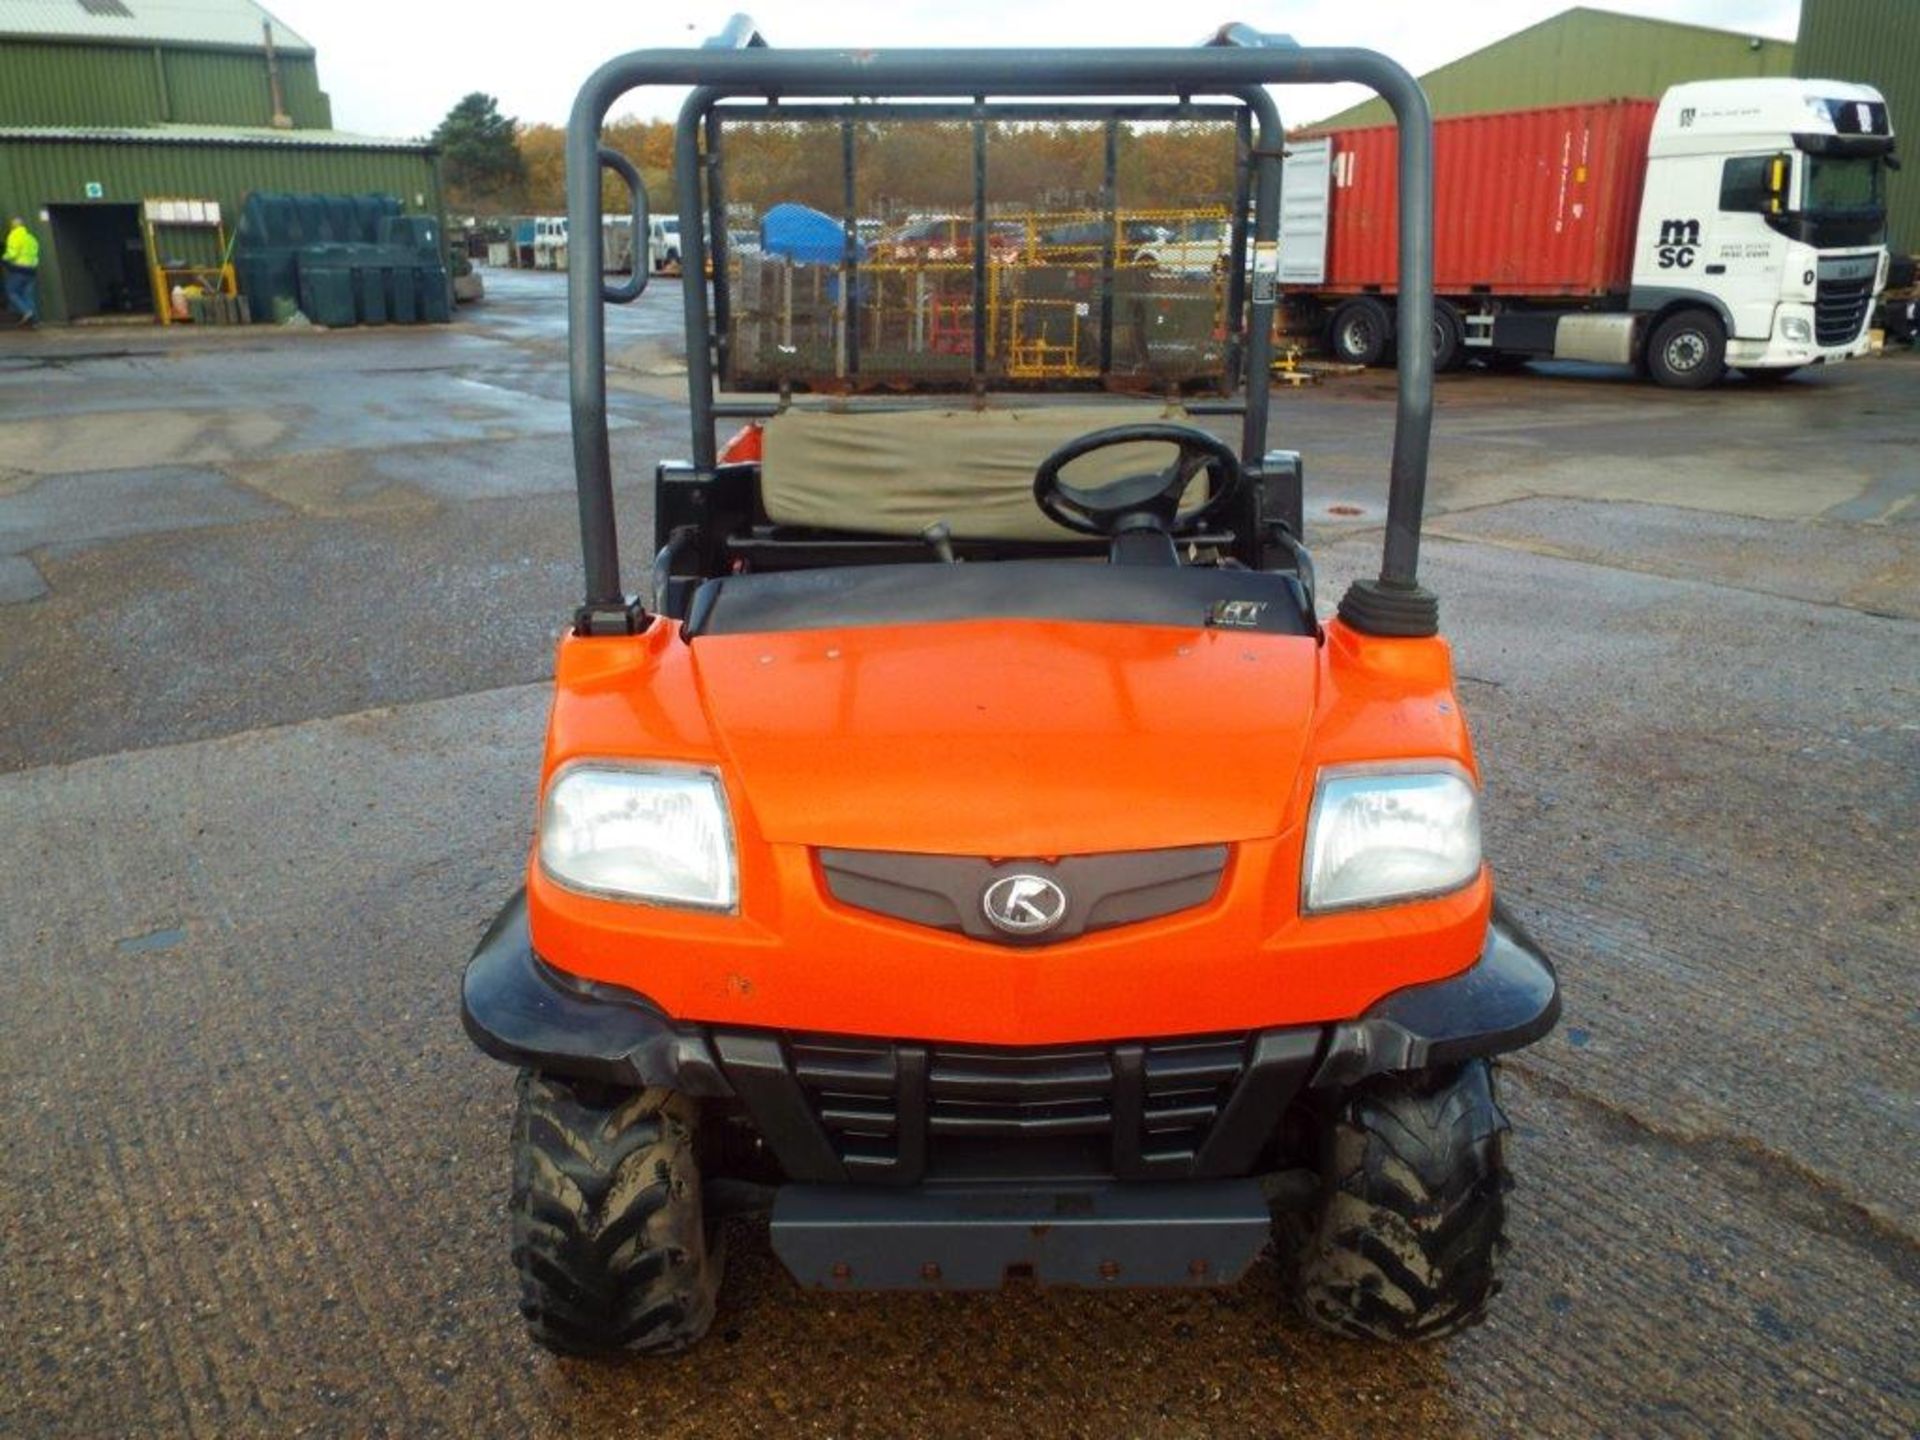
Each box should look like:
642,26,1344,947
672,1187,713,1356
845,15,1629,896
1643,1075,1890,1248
771,1180,1272,1291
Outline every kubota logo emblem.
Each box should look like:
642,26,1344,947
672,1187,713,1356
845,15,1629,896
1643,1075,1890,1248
982,874,1068,935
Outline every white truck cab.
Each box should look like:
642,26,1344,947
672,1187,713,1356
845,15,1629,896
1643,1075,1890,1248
532,216,568,271
1631,77,1893,383
647,215,682,273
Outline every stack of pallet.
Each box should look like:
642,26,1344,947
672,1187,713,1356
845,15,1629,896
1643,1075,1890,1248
183,294,252,325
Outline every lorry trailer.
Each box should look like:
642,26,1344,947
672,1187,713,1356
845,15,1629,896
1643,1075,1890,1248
1284,77,1895,386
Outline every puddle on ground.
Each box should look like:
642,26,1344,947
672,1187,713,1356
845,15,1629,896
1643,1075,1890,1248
115,926,186,956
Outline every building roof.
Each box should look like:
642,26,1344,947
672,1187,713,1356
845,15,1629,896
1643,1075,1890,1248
0,123,426,152
0,0,311,53
1309,5,1794,129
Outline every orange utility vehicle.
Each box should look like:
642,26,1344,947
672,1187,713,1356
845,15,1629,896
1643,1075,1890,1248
462,19,1559,1355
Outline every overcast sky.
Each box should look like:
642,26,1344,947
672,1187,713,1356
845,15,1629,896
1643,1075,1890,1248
280,1,1802,139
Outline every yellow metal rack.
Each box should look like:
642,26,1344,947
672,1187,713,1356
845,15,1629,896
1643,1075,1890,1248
142,198,238,325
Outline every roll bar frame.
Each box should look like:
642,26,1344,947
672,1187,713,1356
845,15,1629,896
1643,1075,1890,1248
563,18,1437,635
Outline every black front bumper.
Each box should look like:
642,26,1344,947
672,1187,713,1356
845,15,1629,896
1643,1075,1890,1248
1309,903,1562,1088
464,897,1556,1289
772,1179,1273,1290
461,890,1558,1106
459,891,734,1096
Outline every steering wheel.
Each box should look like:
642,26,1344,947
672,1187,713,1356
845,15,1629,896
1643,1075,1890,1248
1032,423,1244,538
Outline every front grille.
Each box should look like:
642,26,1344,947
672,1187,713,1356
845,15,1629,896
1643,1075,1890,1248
719,1026,1322,1184
1815,274,1873,346
789,1035,905,1174
927,1043,1118,1143
818,845,1229,945
1133,1035,1253,1164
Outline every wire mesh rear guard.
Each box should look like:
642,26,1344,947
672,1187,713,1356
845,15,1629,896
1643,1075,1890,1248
712,1027,1323,1185
710,104,1250,395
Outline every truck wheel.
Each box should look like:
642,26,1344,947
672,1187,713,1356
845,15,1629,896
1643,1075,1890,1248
1646,308,1726,389
1287,1059,1510,1343
1329,298,1392,366
1430,300,1465,373
510,1070,720,1357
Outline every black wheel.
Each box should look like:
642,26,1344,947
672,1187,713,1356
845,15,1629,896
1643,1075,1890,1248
1646,308,1726,389
510,1071,721,1357
1288,1059,1510,1343
1430,300,1465,372
1328,297,1392,366
1736,366,1803,384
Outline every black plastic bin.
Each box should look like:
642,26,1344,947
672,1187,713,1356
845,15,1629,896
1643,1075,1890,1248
355,262,389,325
296,245,358,327
235,248,298,323
386,263,418,324
416,266,452,323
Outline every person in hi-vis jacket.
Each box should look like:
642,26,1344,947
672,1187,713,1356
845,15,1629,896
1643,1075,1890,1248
4,215,42,327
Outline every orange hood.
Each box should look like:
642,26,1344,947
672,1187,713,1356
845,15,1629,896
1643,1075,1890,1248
689,620,1320,855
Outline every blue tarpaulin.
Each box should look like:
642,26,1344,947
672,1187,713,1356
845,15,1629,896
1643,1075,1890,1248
760,203,862,265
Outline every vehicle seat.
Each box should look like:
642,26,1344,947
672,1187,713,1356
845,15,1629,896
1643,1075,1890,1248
759,403,1199,543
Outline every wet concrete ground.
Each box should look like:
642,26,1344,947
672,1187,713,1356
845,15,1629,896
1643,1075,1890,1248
1,271,1916,1438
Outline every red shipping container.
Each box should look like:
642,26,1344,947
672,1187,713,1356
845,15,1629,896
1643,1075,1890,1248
1308,99,1658,298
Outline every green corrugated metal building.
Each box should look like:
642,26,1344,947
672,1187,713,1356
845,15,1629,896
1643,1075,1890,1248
0,0,442,323
1312,6,1795,129
1797,0,1916,256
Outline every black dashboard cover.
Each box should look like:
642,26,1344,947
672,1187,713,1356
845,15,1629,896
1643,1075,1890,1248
684,560,1311,638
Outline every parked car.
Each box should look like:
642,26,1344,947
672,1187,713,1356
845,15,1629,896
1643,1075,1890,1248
1133,216,1227,275
874,216,1023,264
1035,218,1171,256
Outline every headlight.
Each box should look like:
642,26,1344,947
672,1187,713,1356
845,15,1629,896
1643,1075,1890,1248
1780,314,1813,344
1302,763,1481,913
539,764,737,910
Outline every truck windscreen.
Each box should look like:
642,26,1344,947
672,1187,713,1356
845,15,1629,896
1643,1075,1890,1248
1805,155,1884,215
1793,155,1887,246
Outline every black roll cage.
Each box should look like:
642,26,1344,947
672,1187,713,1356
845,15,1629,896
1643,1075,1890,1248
563,17,1438,637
